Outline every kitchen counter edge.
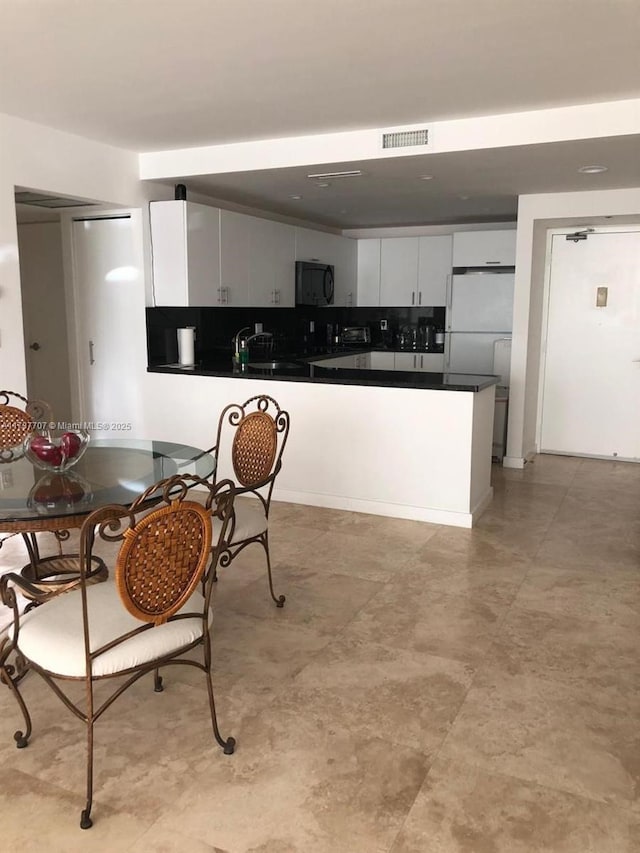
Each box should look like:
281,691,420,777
147,359,499,393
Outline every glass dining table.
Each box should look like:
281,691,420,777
0,439,215,593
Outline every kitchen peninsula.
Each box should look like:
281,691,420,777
147,353,497,528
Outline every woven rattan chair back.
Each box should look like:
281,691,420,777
216,395,290,493
0,391,52,456
231,411,278,487
115,499,212,625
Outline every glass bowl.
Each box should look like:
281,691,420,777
24,429,90,473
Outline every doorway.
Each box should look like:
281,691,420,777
17,217,73,422
539,228,640,461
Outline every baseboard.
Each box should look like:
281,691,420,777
470,486,494,523
272,488,477,528
503,451,535,469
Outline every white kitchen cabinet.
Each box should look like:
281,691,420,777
379,238,420,306
248,217,296,307
418,235,452,306
369,351,395,370
295,228,357,307
150,201,220,306
219,210,250,306
356,239,381,306
220,212,296,308
395,352,445,371
378,236,450,307
312,354,357,368
452,229,516,267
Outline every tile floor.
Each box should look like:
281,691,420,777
0,453,638,852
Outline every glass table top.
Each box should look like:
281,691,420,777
0,439,215,524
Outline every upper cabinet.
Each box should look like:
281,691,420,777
219,210,249,306
150,201,220,306
379,238,420,306
249,217,296,307
358,235,451,307
220,211,295,307
151,200,355,308
295,228,357,307
356,239,381,307
417,235,452,306
452,229,516,267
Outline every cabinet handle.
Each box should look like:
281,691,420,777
223,287,229,305
411,291,415,305
89,340,95,365
418,291,422,305
485,261,500,265
420,355,424,369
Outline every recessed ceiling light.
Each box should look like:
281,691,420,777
289,194,302,200
578,165,608,174
307,170,363,179
316,182,331,188
459,195,470,200
419,175,434,181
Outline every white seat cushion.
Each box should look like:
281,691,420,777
14,581,210,678
213,500,267,545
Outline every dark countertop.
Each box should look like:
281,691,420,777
148,348,499,392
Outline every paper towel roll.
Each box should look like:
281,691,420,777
177,327,195,366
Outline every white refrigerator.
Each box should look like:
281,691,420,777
446,270,514,374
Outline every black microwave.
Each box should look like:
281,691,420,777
295,261,335,306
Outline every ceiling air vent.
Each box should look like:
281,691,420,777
14,191,98,209
382,129,429,149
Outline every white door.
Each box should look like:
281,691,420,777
70,214,146,438
540,230,640,460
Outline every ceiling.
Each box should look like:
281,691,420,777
3,0,639,228
178,136,640,229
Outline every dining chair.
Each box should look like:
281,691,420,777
0,390,106,599
0,473,236,830
0,390,51,462
209,394,290,607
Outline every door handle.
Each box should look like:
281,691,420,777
89,340,95,365
29,342,41,351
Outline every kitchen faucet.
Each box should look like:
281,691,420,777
232,326,251,357
232,326,274,359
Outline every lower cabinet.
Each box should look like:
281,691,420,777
315,352,444,372
394,352,445,371
369,352,395,370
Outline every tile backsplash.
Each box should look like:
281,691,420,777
146,305,446,365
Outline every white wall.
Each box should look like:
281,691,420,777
0,112,145,395
505,187,640,467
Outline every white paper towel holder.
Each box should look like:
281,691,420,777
177,326,196,366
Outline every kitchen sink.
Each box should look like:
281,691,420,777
247,361,302,370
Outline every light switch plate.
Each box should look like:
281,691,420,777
596,286,608,307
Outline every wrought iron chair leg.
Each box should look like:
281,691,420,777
153,668,164,692
203,641,235,755
263,533,285,608
81,692,94,829
0,662,32,748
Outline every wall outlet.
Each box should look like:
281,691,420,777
380,319,388,330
